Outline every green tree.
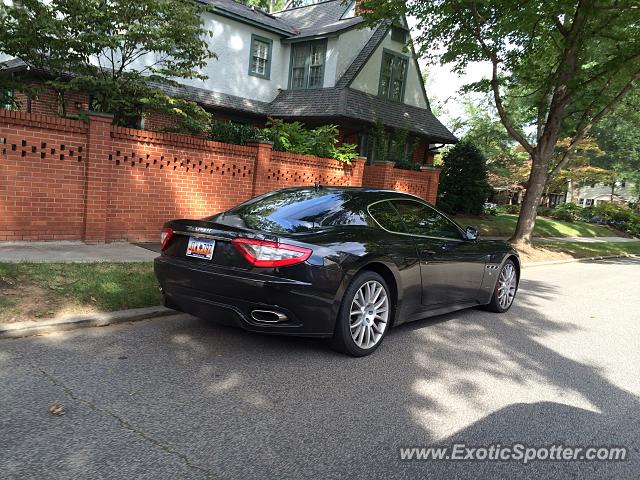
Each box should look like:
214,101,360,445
359,0,640,245
438,140,491,215
0,0,215,129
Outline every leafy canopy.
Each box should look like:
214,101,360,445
0,0,215,130
358,0,640,242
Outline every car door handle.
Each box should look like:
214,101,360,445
421,249,436,256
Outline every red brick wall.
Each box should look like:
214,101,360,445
142,110,177,132
0,111,88,241
106,127,260,242
14,87,90,117
412,142,436,165
362,161,441,204
0,109,368,242
258,150,365,195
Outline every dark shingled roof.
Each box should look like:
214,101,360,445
269,88,457,143
199,0,362,39
199,0,297,35
274,0,363,38
153,82,271,116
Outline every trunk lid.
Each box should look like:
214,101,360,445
162,219,279,268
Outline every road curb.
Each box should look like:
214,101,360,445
523,254,637,268
0,306,174,340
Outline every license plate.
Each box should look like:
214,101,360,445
186,237,215,260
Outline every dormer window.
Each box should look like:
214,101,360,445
289,40,327,89
249,34,273,80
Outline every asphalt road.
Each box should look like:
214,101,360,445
1,258,639,479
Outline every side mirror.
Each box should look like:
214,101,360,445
465,226,479,241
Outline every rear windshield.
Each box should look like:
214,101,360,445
209,190,369,234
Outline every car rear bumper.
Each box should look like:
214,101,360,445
154,256,340,337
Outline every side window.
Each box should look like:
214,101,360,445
368,201,406,233
249,34,272,79
391,200,462,239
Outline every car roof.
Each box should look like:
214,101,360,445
270,186,427,203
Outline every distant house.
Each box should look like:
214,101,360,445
570,181,638,207
0,0,456,164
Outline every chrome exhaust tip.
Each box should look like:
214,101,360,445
251,309,288,323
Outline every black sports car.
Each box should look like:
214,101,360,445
154,187,519,356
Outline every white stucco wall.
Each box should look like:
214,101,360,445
350,29,428,109
323,37,339,88
333,27,375,83
129,12,290,103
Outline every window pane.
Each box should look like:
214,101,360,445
292,44,307,67
308,66,323,87
310,44,325,66
292,68,305,88
213,190,363,234
392,200,461,239
250,38,270,76
368,201,406,233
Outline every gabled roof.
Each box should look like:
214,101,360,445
274,0,363,38
200,0,363,39
199,0,297,35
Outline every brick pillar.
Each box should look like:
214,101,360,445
83,112,113,243
351,157,367,187
249,140,273,197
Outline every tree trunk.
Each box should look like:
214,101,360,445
509,154,550,245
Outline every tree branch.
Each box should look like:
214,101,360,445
552,15,569,37
549,69,640,177
465,1,535,155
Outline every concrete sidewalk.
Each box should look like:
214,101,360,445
0,241,157,263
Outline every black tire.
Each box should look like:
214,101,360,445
482,259,519,313
330,271,392,357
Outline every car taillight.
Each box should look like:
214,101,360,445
231,238,312,267
160,227,174,251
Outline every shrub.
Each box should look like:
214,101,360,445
209,118,358,164
437,140,492,215
549,203,583,222
591,203,634,223
209,120,269,145
537,206,553,217
496,204,521,214
588,203,640,235
143,93,212,136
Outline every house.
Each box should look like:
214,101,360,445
570,181,638,207
0,0,456,164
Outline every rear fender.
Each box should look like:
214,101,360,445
329,256,403,331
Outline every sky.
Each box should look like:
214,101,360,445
420,59,492,125
407,16,492,130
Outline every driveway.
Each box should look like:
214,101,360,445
1,259,639,479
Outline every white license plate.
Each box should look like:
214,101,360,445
186,237,215,260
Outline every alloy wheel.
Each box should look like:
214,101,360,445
349,280,389,349
497,263,517,309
